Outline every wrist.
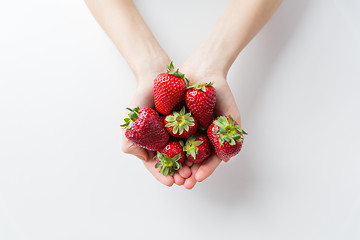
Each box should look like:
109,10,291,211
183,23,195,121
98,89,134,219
133,54,171,84
181,55,228,84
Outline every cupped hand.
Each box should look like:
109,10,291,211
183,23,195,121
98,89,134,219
179,67,242,189
121,80,191,187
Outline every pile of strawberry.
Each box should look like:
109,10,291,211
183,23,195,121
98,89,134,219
121,62,247,176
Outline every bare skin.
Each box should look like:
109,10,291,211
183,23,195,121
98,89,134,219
84,0,282,188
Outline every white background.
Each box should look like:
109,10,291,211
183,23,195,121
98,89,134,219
1,0,360,239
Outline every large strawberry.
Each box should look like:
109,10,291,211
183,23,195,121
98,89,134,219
164,107,198,138
154,61,189,115
185,82,216,128
155,140,186,176
121,107,169,151
207,115,247,160
184,134,212,163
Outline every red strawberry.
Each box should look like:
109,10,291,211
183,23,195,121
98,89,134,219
121,107,169,151
164,107,198,138
155,140,186,176
154,61,189,115
207,115,247,160
184,133,212,163
185,82,216,128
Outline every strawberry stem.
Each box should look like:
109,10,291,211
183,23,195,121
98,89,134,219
213,115,247,145
165,107,195,135
186,82,214,92
166,61,189,86
184,135,204,159
154,152,182,176
120,106,140,129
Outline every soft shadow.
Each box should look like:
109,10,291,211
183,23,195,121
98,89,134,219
196,0,311,206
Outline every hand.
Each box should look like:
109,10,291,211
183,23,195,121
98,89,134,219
179,65,242,189
121,77,192,187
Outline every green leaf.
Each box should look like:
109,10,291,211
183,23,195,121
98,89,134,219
178,125,184,135
163,167,169,176
219,117,229,126
184,124,189,132
213,120,221,127
129,112,137,121
155,162,162,168
194,140,203,147
229,138,236,145
173,124,179,134
220,128,227,134
175,162,181,170
201,86,206,92
228,115,234,126
165,115,176,122
165,122,176,127
173,154,181,162
234,135,241,141
180,107,186,115
167,61,174,72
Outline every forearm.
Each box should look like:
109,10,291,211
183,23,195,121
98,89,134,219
186,0,282,77
84,0,170,80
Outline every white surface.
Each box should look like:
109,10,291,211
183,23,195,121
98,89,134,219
1,0,360,239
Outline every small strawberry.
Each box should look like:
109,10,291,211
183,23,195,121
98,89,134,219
121,107,169,151
155,140,186,176
207,115,247,160
164,107,198,138
184,134,212,163
185,82,216,128
154,61,189,115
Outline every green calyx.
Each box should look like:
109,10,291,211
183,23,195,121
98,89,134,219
154,152,182,176
166,61,189,86
213,115,248,146
184,135,203,160
165,107,195,135
186,82,214,92
120,106,140,129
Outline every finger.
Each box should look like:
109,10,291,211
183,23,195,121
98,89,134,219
222,158,231,163
174,173,185,186
195,155,222,182
213,83,241,124
121,135,148,161
178,165,191,179
184,163,201,190
143,160,174,187
185,159,193,167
